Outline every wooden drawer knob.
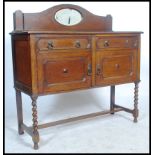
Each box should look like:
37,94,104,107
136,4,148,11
63,68,68,74
48,41,53,49
75,40,81,48
104,40,109,47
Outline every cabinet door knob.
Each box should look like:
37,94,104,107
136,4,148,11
48,41,53,49
104,40,109,47
87,63,92,76
75,40,81,48
96,64,101,75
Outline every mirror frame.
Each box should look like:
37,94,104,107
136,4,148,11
54,8,83,26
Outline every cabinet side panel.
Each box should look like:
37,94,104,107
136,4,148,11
12,35,32,91
137,35,141,81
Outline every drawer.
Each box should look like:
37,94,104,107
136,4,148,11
97,36,138,49
36,37,91,51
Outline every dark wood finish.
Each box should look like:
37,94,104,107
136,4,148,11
114,104,133,113
13,4,112,32
137,36,141,81
29,35,38,95
21,107,123,140
31,96,39,150
37,108,123,129
13,10,23,31
10,4,142,150
95,50,137,86
11,35,32,94
96,36,138,49
37,51,91,93
110,86,115,114
14,39,31,86
36,35,91,51
22,124,33,136
133,81,139,122
15,88,24,135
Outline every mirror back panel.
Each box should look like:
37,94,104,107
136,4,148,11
13,4,112,32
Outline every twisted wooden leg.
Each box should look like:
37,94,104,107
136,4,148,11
110,86,115,114
31,96,39,150
15,88,24,135
133,82,139,123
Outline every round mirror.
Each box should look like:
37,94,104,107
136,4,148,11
55,9,82,26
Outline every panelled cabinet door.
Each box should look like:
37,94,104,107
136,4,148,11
95,50,137,86
37,52,92,94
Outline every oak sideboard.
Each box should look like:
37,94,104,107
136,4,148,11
10,4,142,149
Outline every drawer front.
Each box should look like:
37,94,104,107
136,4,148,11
97,36,138,49
37,52,91,93
36,36,91,51
95,50,137,86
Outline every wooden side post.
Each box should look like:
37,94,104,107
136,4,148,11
13,10,23,31
15,88,24,135
31,96,39,150
110,85,115,114
133,82,139,122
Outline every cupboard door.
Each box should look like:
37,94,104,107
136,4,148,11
37,52,91,94
95,50,137,86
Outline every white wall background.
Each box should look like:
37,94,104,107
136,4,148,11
5,2,149,153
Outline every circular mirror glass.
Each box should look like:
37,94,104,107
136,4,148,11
55,9,82,26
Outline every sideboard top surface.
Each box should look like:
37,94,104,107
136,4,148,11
10,31,143,35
